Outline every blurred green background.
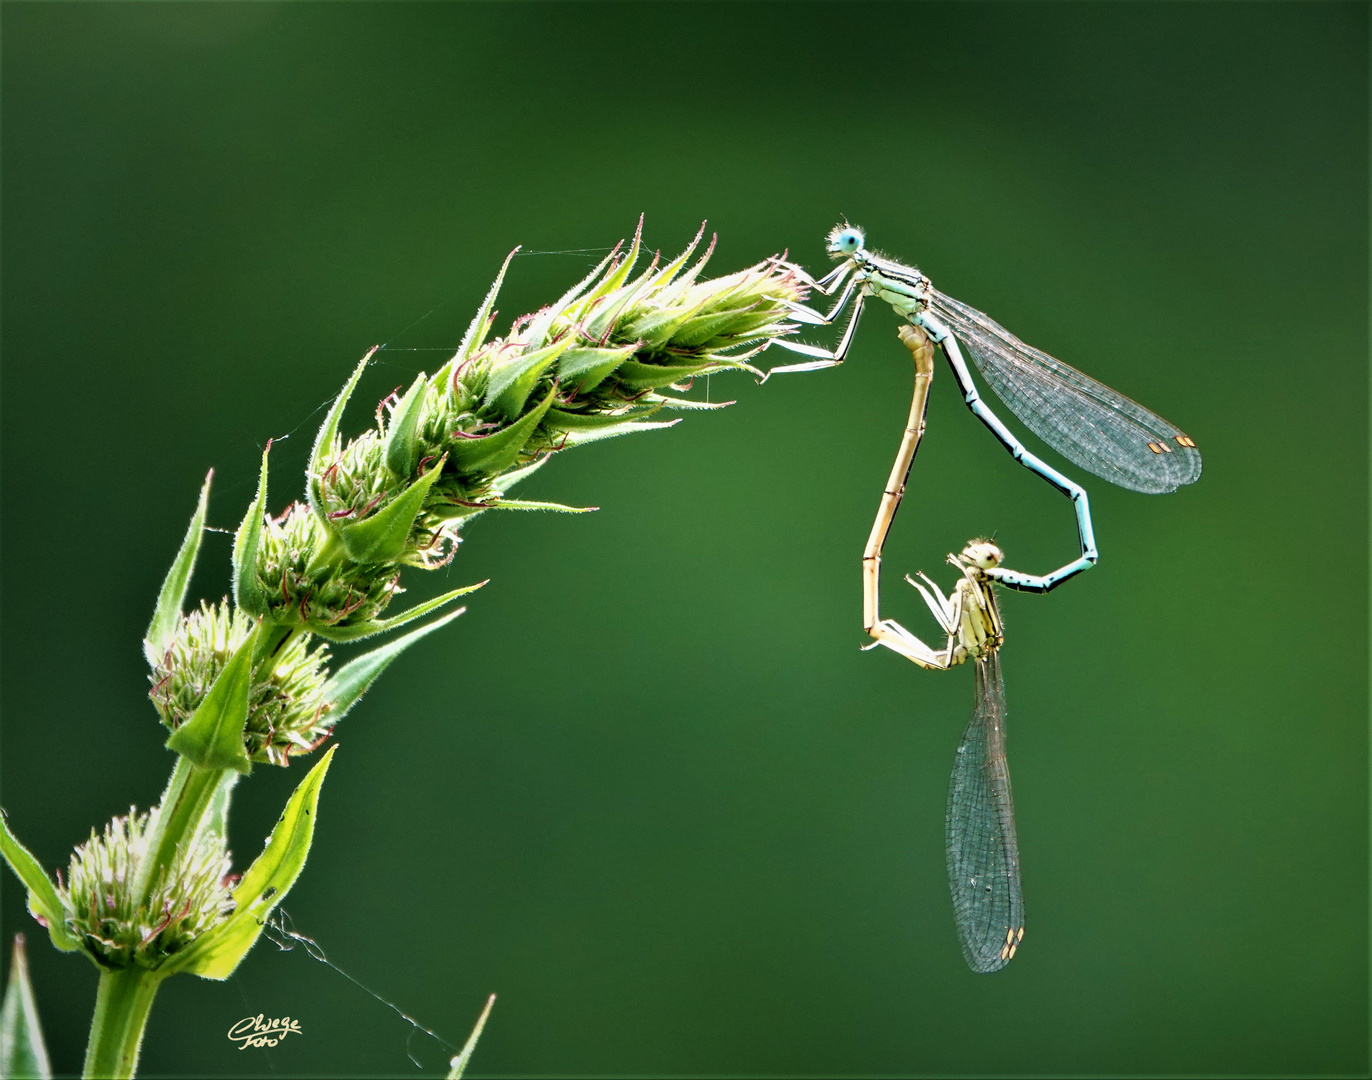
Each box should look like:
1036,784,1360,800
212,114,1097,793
2,3,1366,1076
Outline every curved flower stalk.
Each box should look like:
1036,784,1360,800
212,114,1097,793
0,221,812,1078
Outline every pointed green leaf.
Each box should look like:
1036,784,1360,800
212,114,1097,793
437,248,519,385
144,471,213,667
337,456,447,565
526,222,642,346
646,222,706,292
383,373,430,478
582,260,660,343
620,245,663,297
424,502,494,524
447,385,558,476
486,498,597,513
232,444,272,618
321,607,467,722
711,344,770,371
613,359,717,390
555,344,638,394
713,309,786,338
545,240,636,340
483,338,573,420
308,348,374,518
165,627,256,774
646,233,715,308
670,305,765,348
545,404,662,430
562,419,679,448
0,816,77,953
165,748,336,980
676,231,717,287
593,215,643,297
619,296,710,349
1,936,52,1079
447,995,495,1080
313,580,486,643
645,393,734,411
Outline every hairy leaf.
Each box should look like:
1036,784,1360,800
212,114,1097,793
144,471,212,667
165,748,336,980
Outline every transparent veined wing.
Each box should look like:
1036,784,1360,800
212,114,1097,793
930,289,1201,494
946,651,1025,973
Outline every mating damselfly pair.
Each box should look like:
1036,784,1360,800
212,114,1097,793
767,226,1201,972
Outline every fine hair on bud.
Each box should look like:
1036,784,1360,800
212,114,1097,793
61,808,234,969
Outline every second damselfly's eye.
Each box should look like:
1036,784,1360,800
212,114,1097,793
963,542,1003,569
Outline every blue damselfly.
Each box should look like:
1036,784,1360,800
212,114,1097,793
770,225,1201,593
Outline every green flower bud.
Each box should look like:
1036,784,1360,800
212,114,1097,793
60,808,233,970
313,429,395,534
149,601,334,766
254,502,412,626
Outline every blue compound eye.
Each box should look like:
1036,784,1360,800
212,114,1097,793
838,228,863,253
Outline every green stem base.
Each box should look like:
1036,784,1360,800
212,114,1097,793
82,967,164,1079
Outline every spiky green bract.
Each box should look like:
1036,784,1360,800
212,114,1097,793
1,936,53,1079
307,223,810,552
447,995,495,1080
149,602,334,767
60,808,234,971
144,471,212,667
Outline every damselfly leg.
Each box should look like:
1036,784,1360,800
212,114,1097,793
861,324,948,668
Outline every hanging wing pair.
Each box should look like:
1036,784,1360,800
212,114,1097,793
946,651,1025,973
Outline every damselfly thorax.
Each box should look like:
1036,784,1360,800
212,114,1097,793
852,255,932,321
908,541,1006,669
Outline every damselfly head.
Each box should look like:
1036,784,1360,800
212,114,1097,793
961,541,1003,570
826,224,865,259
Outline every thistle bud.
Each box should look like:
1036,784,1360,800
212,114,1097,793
251,502,412,633
149,601,334,766
60,808,233,970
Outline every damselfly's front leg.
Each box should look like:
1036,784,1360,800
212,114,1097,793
780,267,858,325
761,287,867,379
907,571,961,638
915,311,1099,593
779,260,851,296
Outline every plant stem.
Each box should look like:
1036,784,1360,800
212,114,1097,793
82,967,164,1079
130,758,224,907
